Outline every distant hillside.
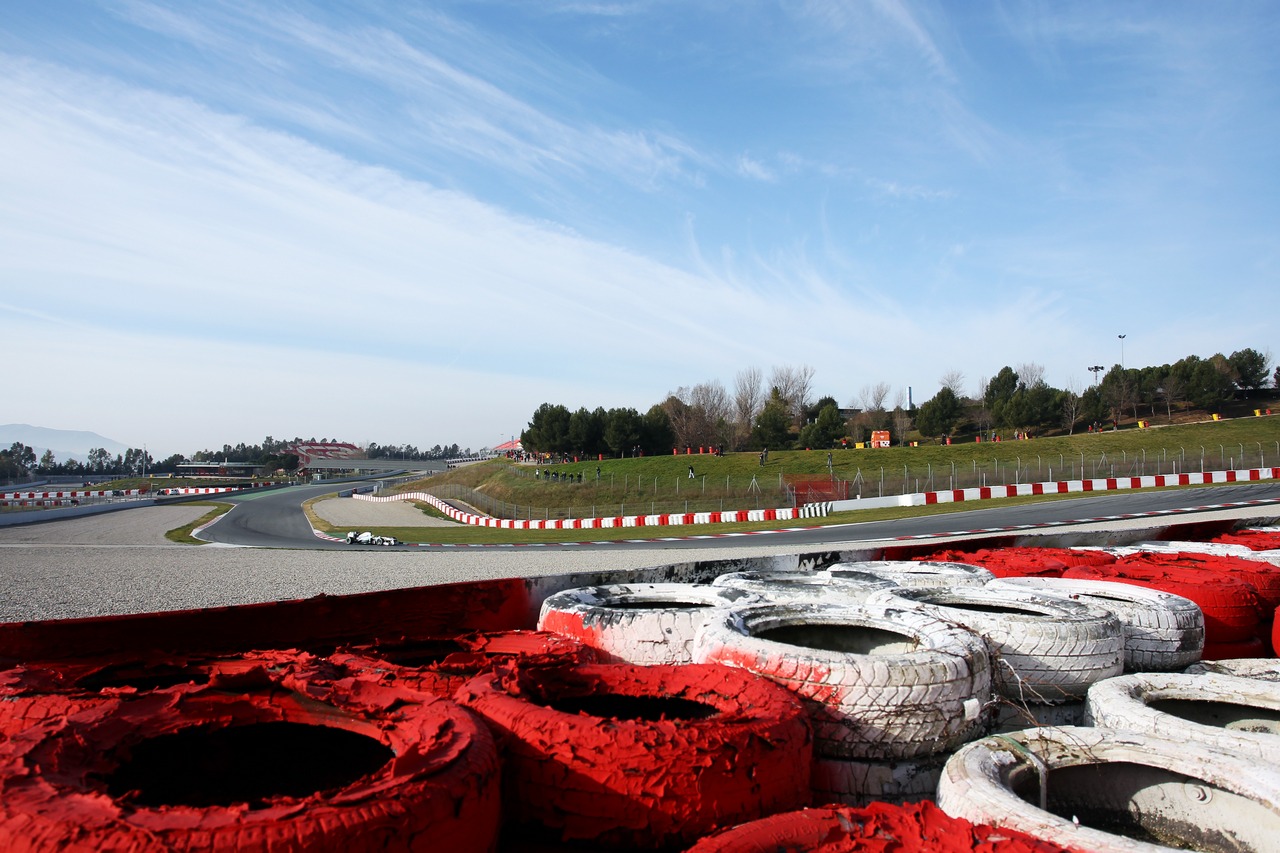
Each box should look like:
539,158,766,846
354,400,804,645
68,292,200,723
0,424,131,464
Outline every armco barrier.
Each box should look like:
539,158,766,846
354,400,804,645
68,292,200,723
352,467,1279,531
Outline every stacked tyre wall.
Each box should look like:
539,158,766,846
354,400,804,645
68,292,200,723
4,516,1280,850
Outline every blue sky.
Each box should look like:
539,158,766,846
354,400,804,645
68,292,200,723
3,1,1277,458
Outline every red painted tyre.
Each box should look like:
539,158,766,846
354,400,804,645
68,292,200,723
1214,529,1280,552
1064,561,1264,645
0,650,340,741
0,655,501,852
332,629,595,697
1201,635,1269,660
456,660,812,848
1117,551,1280,610
921,547,1116,579
685,801,1072,852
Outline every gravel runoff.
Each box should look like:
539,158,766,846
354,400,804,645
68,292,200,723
0,501,1273,624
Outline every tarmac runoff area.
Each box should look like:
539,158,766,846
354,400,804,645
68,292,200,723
0,498,1271,625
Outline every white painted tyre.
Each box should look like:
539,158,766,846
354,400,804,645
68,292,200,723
537,583,761,664
1187,658,1280,682
692,600,991,760
712,570,895,603
811,753,946,807
1085,672,1280,764
938,725,1280,852
989,576,1204,672
867,586,1124,703
827,560,994,589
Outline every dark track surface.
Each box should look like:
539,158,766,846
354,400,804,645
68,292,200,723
200,481,1280,551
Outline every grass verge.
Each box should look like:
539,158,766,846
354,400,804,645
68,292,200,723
164,502,234,544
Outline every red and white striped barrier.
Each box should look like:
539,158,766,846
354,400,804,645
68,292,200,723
353,492,830,530
919,467,1280,507
0,489,147,501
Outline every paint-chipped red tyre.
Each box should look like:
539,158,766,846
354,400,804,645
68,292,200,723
684,800,1072,852
921,547,1117,579
937,725,1280,852
1063,561,1265,646
989,576,1204,672
1215,529,1280,553
331,630,595,697
0,650,339,741
455,661,811,849
0,664,501,852
692,601,991,760
1085,672,1280,765
1116,551,1280,610
712,570,895,603
827,560,995,589
866,586,1124,704
536,583,761,664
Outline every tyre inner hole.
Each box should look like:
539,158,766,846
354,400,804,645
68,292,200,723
106,721,391,808
605,600,714,610
76,663,211,692
1012,761,1268,849
756,624,917,655
372,639,467,667
1149,698,1280,734
930,602,1048,617
547,693,719,721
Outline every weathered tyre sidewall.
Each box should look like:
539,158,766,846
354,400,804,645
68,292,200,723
989,576,1205,672
866,586,1124,703
692,600,991,760
827,560,995,589
1085,671,1280,764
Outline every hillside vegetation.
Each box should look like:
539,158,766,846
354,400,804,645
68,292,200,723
402,413,1280,521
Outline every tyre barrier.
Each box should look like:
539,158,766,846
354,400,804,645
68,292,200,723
684,800,1073,852
711,569,895,603
455,660,812,849
810,752,948,808
536,583,762,664
330,630,595,697
692,600,991,760
920,546,1117,579
865,586,1124,704
1188,657,1280,681
988,576,1204,672
937,725,1280,852
1063,560,1266,647
0,655,502,852
1085,671,1280,765
827,560,995,589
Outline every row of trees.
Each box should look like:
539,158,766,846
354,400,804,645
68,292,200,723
2,434,478,482
521,348,1275,457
